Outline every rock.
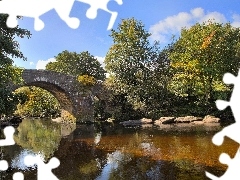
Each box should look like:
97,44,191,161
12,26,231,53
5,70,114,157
120,118,152,126
191,121,204,125
140,118,152,124
175,116,202,123
203,122,221,126
60,123,76,137
52,117,63,123
154,117,175,125
203,115,221,123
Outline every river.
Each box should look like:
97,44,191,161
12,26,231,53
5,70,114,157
0,118,238,180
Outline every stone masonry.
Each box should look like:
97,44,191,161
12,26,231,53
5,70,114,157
11,69,97,122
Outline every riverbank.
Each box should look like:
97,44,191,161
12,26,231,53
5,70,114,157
119,115,234,127
2,114,234,130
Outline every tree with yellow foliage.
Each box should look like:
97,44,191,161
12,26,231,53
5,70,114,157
169,20,240,105
77,75,96,87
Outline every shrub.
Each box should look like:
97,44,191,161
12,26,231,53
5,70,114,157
77,75,96,87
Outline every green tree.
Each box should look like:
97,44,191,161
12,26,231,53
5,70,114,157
105,18,170,118
0,15,31,116
46,50,106,80
169,21,240,105
14,86,60,117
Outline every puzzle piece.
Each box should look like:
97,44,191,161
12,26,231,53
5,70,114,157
206,69,240,179
0,0,123,31
0,0,80,31
206,148,240,179
0,126,24,179
216,70,240,120
24,154,60,180
212,70,240,146
0,157,23,180
0,126,15,146
13,172,24,180
0,160,8,171
68,0,123,30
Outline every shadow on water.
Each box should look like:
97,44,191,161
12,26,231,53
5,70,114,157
0,118,238,179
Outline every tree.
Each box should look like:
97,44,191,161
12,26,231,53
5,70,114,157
104,18,170,118
77,74,96,86
0,15,31,116
46,50,106,80
169,21,240,105
14,86,60,117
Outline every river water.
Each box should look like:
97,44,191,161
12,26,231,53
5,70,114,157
0,118,238,180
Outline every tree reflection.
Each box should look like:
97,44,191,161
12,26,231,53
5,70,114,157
14,119,61,159
79,159,101,175
107,153,164,180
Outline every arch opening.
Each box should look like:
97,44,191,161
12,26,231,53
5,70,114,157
25,81,73,113
13,82,75,119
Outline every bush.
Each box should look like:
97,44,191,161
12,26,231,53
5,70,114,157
77,75,96,87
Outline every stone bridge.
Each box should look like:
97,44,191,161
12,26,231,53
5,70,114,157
11,69,102,122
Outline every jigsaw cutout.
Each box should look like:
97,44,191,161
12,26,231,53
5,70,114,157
206,148,240,180
0,160,8,171
12,172,24,180
0,126,24,179
77,0,123,30
0,0,123,31
0,160,24,180
0,126,60,179
0,0,79,31
0,126,15,146
206,69,240,179
24,154,60,180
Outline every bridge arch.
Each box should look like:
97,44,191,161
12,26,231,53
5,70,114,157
22,81,73,114
11,69,95,122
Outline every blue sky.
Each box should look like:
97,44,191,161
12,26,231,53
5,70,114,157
13,0,240,69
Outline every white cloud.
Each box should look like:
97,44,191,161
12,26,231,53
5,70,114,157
199,11,227,24
191,8,204,18
36,58,56,70
149,7,229,43
95,56,105,67
232,14,240,27
29,62,34,66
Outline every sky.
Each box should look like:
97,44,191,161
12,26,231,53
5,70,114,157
12,0,240,70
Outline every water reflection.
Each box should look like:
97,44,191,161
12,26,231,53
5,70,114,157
0,119,238,179
96,150,131,180
55,124,238,179
94,132,102,145
14,118,62,160
11,149,40,170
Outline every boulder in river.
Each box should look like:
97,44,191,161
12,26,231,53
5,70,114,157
154,117,175,124
120,118,152,126
203,115,221,123
175,116,203,123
